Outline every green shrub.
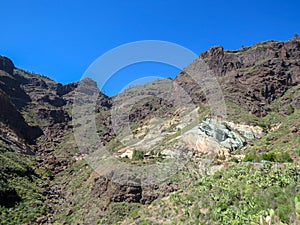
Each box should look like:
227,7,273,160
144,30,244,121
243,154,258,162
275,152,293,163
262,152,276,162
132,149,144,160
261,152,292,163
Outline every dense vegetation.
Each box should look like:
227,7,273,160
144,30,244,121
123,163,300,224
0,146,49,224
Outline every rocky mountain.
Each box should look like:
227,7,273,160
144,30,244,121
176,39,300,116
0,38,299,224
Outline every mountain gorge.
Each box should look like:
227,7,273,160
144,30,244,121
0,38,299,224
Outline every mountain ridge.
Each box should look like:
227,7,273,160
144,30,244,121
0,38,299,224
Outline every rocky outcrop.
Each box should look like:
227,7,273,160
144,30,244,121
56,82,78,97
91,176,142,205
184,118,263,151
0,56,14,75
0,71,31,109
198,118,246,151
0,90,42,143
176,39,300,116
38,95,66,107
140,182,178,204
91,175,178,205
37,109,70,124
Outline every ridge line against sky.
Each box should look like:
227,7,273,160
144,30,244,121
1,0,299,96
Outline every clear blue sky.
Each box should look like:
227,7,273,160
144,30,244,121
1,0,299,96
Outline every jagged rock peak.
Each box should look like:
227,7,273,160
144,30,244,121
200,45,224,58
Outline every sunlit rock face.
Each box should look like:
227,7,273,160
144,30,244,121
198,118,246,151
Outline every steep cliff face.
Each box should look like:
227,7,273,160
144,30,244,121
0,58,115,223
0,90,42,144
0,60,42,145
175,38,300,116
0,56,14,75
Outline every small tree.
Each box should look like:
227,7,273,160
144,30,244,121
294,33,299,39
